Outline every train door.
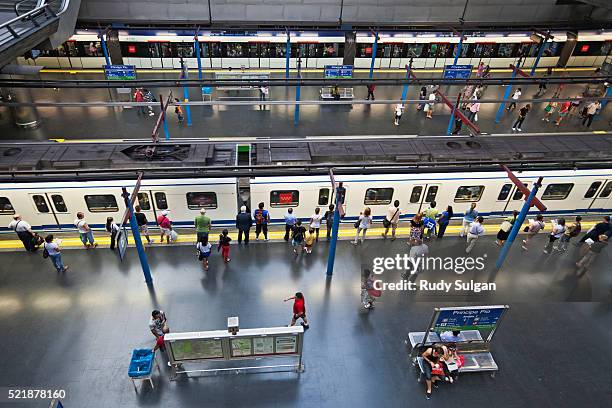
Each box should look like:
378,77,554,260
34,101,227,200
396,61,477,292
133,191,157,227
28,193,72,229
494,183,530,217
403,184,440,216
583,180,612,213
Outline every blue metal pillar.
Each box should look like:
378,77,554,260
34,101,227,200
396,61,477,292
294,57,302,126
600,84,612,110
495,64,519,123
495,177,543,269
326,187,343,276
121,187,152,284
530,36,548,76
100,34,111,66
400,63,411,102
194,37,203,81
453,33,464,65
369,32,378,79
163,112,170,140
180,59,192,127
285,31,291,79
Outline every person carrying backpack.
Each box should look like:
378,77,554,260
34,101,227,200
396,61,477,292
196,240,212,270
556,216,581,252
218,229,231,263
291,220,306,255
253,202,270,241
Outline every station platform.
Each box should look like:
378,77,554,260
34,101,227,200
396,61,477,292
1,228,611,407
0,70,609,141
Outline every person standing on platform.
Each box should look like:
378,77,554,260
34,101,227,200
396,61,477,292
174,98,184,123
452,115,463,135
283,208,297,242
425,91,436,119
417,87,427,111
74,212,97,249
393,103,405,126
105,217,120,251
578,216,611,244
195,208,211,244
423,201,439,240
409,213,425,241
460,203,478,238
467,98,480,123
576,235,608,277
309,207,323,242
156,210,173,244
254,202,270,241
476,61,485,77
43,235,68,273
521,214,545,251
291,220,306,255
556,215,581,252
582,101,601,127
366,84,376,100
218,229,231,263
512,104,531,132
236,205,253,245
304,228,316,254
554,101,571,126
259,86,269,102
436,206,454,238
134,205,153,244
284,292,309,329
506,88,521,111
543,218,566,254
496,210,518,246
8,214,37,252
403,237,429,278
382,200,401,240
149,310,169,347
352,207,373,245
196,240,212,270
323,204,335,241
465,216,485,254
134,88,146,115
542,101,558,122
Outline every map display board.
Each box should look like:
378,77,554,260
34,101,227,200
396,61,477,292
104,65,136,80
324,65,353,79
170,338,223,361
253,337,274,355
275,336,298,354
443,64,473,79
434,306,506,332
231,338,253,357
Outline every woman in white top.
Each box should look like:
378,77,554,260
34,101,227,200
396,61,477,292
309,207,324,242
426,92,436,119
543,218,566,254
43,234,68,273
353,207,373,245
394,104,404,126
521,214,545,251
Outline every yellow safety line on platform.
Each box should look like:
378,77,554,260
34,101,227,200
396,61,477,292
0,222,597,251
38,67,596,75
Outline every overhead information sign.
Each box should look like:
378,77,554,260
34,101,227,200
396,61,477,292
443,64,472,79
324,65,353,79
104,65,136,80
434,306,507,331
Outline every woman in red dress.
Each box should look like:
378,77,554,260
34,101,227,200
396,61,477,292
284,292,309,329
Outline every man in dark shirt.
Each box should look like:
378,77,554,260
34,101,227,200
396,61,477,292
323,204,335,241
236,205,253,245
134,205,153,244
578,216,611,243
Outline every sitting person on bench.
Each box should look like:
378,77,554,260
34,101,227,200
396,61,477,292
421,345,450,399
332,85,341,100
440,330,463,343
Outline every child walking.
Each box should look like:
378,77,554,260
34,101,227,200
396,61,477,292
218,229,231,263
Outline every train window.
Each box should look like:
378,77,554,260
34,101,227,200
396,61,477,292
247,43,259,57
0,197,15,214
148,43,160,58
410,186,423,203
599,181,612,198
541,184,573,200
584,182,603,199
454,186,484,202
497,184,512,201
154,192,168,210
137,193,151,211
176,44,194,58
51,195,67,213
425,186,438,203
513,184,528,200
405,44,424,58
322,43,339,57
357,44,373,58
160,43,172,58
318,188,330,206
391,44,403,58
381,44,392,58
186,192,218,210
211,42,222,57
199,43,210,58
270,190,299,207
83,42,102,57
497,44,515,58
428,44,439,58
64,41,79,57
32,195,50,213
224,43,248,58
84,195,118,212
269,44,286,58
364,188,393,205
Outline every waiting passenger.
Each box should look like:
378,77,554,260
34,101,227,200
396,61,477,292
105,217,120,251
323,204,335,241
43,234,68,273
542,101,558,122
218,229,231,263
134,205,153,244
440,330,462,343
436,206,454,238
74,212,97,249
421,345,446,399
235,206,253,245
195,208,211,244
352,207,373,245
417,87,427,111
409,213,425,241
304,228,316,254
496,210,519,246
511,104,531,132
393,103,405,126
506,87,521,111
174,98,184,123
555,216,581,252
8,214,38,252
578,216,611,244
309,207,323,242
543,218,566,254
576,235,608,277
196,240,212,270
467,97,480,123
423,201,439,240
460,203,478,238
425,92,436,119
284,208,297,242
465,216,485,254
521,214,545,251
291,220,306,255
382,200,401,240
156,210,173,244
254,202,270,241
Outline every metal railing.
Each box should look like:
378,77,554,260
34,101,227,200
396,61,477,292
0,0,67,46
14,0,38,16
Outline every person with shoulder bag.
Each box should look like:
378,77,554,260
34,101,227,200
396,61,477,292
543,218,566,254
496,210,518,246
382,200,401,240
352,207,372,245
521,214,545,251
556,215,581,252
43,234,68,273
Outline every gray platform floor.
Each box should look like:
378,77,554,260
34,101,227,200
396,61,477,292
0,71,609,141
1,233,612,407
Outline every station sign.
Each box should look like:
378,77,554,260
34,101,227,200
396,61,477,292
434,306,506,331
104,65,137,80
324,65,353,79
443,64,472,79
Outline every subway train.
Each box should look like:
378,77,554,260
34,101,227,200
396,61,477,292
19,29,612,70
1,169,612,234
